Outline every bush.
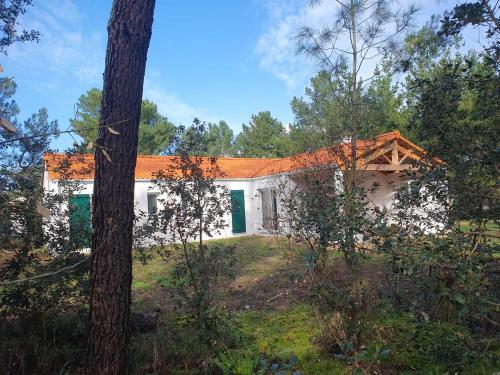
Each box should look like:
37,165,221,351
414,321,473,368
308,260,382,357
358,300,500,374
132,309,244,374
384,233,496,326
0,307,88,374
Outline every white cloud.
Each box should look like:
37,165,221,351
256,0,338,90
143,77,245,134
143,82,199,126
144,76,228,128
8,0,105,86
255,0,432,91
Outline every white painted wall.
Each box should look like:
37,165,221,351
135,178,260,238
132,174,299,239
357,171,445,231
44,176,281,240
43,169,444,242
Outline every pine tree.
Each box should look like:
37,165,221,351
86,1,156,373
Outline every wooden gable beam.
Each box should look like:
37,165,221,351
357,138,427,172
358,140,396,166
391,140,399,164
382,154,392,164
364,164,418,171
398,145,422,161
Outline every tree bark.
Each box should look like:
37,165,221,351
350,0,358,180
344,0,359,266
87,1,155,374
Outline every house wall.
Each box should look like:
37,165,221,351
43,175,290,240
357,171,445,231
134,178,264,238
358,171,399,211
43,168,443,243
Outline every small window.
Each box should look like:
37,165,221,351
147,193,158,215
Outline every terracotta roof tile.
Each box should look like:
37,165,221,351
44,131,426,181
43,154,283,180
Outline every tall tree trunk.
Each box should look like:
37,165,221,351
350,0,358,180
344,0,359,266
87,1,155,374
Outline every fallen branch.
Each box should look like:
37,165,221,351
266,291,284,303
0,257,89,286
461,231,500,239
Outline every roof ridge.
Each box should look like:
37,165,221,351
43,131,403,161
43,153,284,161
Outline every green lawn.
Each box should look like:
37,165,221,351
131,236,349,374
131,235,290,310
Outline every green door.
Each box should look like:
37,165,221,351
69,194,91,247
231,190,246,234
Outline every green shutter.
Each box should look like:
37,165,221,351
69,194,91,248
231,190,246,234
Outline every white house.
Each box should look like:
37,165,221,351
42,131,441,242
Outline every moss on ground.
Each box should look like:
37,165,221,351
222,305,347,374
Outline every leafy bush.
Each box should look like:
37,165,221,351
133,122,240,373
0,307,88,374
414,321,473,368
384,232,496,326
308,261,382,357
384,165,498,327
361,306,499,374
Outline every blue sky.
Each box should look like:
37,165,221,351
3,0,481,150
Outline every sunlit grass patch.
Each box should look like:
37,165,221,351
132,236,284,286
209,235,286,272
217,305,347,374
131,235,290,309
131,280,151,290
457,220,500,247
133,250,170,282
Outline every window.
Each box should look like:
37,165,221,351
147,193,158,215
261,188,278,231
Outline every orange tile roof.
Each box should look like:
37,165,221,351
43,154,283,180
43,131,427,181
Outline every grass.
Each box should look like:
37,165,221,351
226,305,347,374
131,236,284,287
131,235,293,311
131,235,499,374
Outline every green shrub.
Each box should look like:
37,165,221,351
0,307,88,374
414,321,473,369
132,309,244,374
365,305,500,374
